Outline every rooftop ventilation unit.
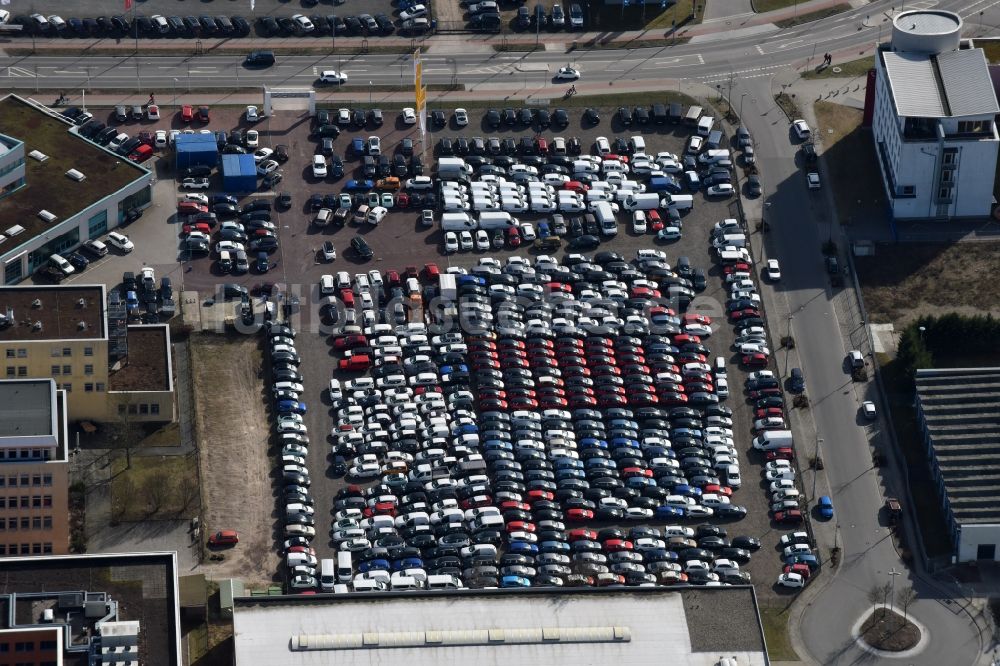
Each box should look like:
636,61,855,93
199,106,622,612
66,169,86,181
31,299,42,308
5,225,24,237
77,298,86,307
32,320,42,331
28,150,49,162
77,321,87,330
38,210,57,223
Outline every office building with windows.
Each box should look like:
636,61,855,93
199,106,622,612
871,10,1000,220
0,94,152,285
0,378,69,557
0,284,174,423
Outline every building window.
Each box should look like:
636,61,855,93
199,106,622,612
0,497,5,508
4,350,12,358
14,641,33,652
139,404,149,415
42,543,52,554
943,150,957,165
3,261,22,285
0,518,5,530
19,496,28,508
61,348,71,357
31,517,40,529
19,544,28,554
62,365,71,375
84,384,94,393
939,187,952,199
18,450,27,459
42,516,51,529
15,349,25,358
19,517,28,530
96,382,106,392
118,404,126,416
40,641,56,650
87,210,108,239
60,383,71,392
151,403,160,415
42,475,51,486
42,495,51,507
16,367,25,377
32,496,40,508
30,449,41,459
0,544,4,555
32,475,41,486
5,367,12,378
128,404,137,415
50,348,60,357
84,347,94,356
941,170,954,183
19,475,26,486
51,365,60,375
84,364,94,375
957,120,986,134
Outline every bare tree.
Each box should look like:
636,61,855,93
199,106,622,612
880,582,894,611
112,393,137,469
144,469,171,515
867,584,883,617
897,585,918,624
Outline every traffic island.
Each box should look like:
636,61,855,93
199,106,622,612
859,608,921,652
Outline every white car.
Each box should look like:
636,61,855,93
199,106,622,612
454,108,469,126
631,210,647,234
319,70,348,84
862,401,877,419
0,10,9,24
312,155,327,178
657,227,682,242
519,222,536,241
792,119,811,140
146,104,160,120
555,66,580,80
253,147,274,163
459,231,474,250
245,105,260,123
595,136,611,155
246,130,259,148
402,108,417,125
292,13,314,32
765,259,781,281
400,4,428,19
475,230,490,250
806,172,821,190
777,572,805,588
444,232,459,253
257,159,280,176
707,183,734,197
154,130,167,148
367,206,388,225
106,232,134,253
687,135,703,153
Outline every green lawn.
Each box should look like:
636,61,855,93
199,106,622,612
754,0,801,11
774,3,852,28
111,454,199,522
759,605,800,661
802,55,874,80
591,0,704,32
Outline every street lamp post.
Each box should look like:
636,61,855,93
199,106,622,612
172,78,178,111
739,92,747,121
812,437,823,499
369,81,373,105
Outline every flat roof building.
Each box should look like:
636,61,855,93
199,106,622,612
0,379,69,557
0,552,182,666
915,367,1000,562
233,587,768,666
0,94,152,286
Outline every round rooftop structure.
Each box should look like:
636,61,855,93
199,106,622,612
891,9,962,54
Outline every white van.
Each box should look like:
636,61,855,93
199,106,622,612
712,233,746,248
629,136,646,153
320,558,336,591
666,194,694,211
337,551,353,582
390,575,423,590
440,212,475,230
697,115,715,136
699,149,731,165
352,578,387,592
478,211,517,229
427,574,465,590
442,197,470,212
623,193,663,211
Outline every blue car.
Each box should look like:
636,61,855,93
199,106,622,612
392,557,423,571
672,484,702,498
457,275,486,286
125,290,139,314
785,553,820,571
500,575,532,588
507,541,538,555
817,496,834,519
358,558,390,573
537,221,551,238
579,437,608,449
344,179,374,191
276,400,307,414
440,364,468,375
351,137,365,155
655,505,686,519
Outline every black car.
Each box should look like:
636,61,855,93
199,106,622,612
276,192,292,209
570,235,600,250
502,108,517,126
66,252,89,271
352,108,366,127
330,155,344,178
515,6,531,28
370,108,384,127
393,154,408,177
485,109,501,128
536,109,551,127
617,106,632,127
377,155,391,177
632,106,650,124
552,108,569,128
351,236,374,260
431,110,446,127
274,145,289,163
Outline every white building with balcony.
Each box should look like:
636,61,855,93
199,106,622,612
872,10,999,220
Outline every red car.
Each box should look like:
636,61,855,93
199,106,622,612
180,104,194,122
756,407,784,419
506,520,536,533
339,355,371,371
566,508,595,521
682,314,712,326
197,105,210,122
673,334,701,346
540,397,569,408
724,262,752,274
422,263,440,280
182,222,211,235
784,563,811,579
385,270,401,287
371,501,397,516
742,353,769,368
774,509,803,525
729,308,760,321
207,529,239,546
702,483,732,497
527,490,554,503
564,181,589,193
507,226,522,247
766,448,796,461
568,528,598,541
603,539,634,552
500,500,531,512
340,289,355,308
622,467,653,478
334,334,367,350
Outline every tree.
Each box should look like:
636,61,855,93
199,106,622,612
144,469,171,516
897,585,917,624
112,393,137,469
867,584,883,616
880,582,894,610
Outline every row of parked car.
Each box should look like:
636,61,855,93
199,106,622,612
318,248,764,590
177,194,281,257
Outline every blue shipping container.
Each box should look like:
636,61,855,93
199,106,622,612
221,154,257,193
175,133,218,170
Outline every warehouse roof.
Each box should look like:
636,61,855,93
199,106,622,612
0,379,55,439
916,367,1000,524
881,48,999,118
0,285,106,341
233,587,767,666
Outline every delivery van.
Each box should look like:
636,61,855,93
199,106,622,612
440,212,475,230
337,551,353,582
478,211,517,229
665,194,694,211
697,115,715,136
622,193,663,211
320,558,336,591
752,430,794,450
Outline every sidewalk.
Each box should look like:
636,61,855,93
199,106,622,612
0,0,866,55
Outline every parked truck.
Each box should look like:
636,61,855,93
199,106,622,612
439,274,457,302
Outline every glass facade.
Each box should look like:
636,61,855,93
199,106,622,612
87,210,108,239
27,228,80,273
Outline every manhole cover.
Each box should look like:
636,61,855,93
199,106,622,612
832,66,842,73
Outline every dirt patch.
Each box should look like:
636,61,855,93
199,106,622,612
773,3,852,28
856,243,1000,325
812,100,887,230
774,92,801,121
860,608,921,651
111,454,199,522
190,333,276,587
802,55,874,80
138,422,181,449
